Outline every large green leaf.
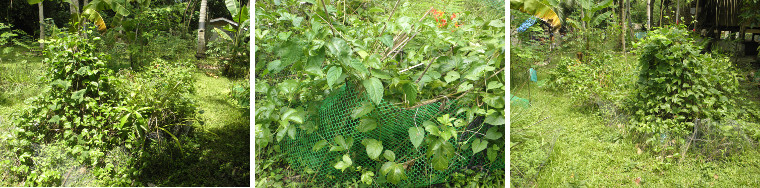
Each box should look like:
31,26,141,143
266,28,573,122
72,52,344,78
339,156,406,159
444,71,460,84
312,140,328,152
383,150,396,162
327,37,351,57
380,162,407,184
225,0,240,18
408,127,425,149
471,138,488,154
510,0,562,30
281,108,303,124
81,8,107,31
351,101,375,119
326,66,342,88
363,77,384,105
362,139,383,160
357,117,378,132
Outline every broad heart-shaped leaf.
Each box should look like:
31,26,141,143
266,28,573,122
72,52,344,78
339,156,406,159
380,162,407,184
430,140,455,170
383,150,396,162
365,54,382,69
380,162,394,176
357,117,378,132
345,58,369,79
423,121,440,136
471,138,488,154
485,127,503,140
331,135,354,151
431,152,449,171
363,77,384,105
71,89,86,103
402,83,418,106
457,82,473,93
484,111,505,125
326,66,342,88
305,51,325,76
312,140,328,152
408,127,425,149
281,108,304,124
327,37,351,57
487,81,502,91
362,139,383,160
351,101,375,119
444,71,460,84
334,154,353,172
278,79,300,97
267,60,283,73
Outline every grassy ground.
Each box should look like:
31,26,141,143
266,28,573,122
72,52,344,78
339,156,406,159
511,70,760,187
137,70,250,186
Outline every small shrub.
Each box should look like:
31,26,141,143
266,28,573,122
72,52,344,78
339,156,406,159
628,26,741,147
115,58,197,140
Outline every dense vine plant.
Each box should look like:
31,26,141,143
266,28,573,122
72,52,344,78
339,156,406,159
629,25,740,145
255,0,505,186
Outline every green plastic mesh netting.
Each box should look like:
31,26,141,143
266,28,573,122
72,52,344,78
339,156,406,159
282,82,504,187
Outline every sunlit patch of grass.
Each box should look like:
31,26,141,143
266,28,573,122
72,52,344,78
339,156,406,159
512,72,760,187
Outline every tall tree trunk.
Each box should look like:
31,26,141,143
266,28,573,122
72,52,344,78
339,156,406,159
675,0,680,25
196,0,208,58
659,0,664,27
647,0,652,30
38,2,44,50
622,0,627,53
69,0,81,37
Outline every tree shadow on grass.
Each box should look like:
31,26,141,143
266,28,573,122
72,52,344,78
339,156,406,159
136,113,250,186
136,76,249,186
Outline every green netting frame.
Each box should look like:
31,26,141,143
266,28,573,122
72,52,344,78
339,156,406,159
282,82,504,187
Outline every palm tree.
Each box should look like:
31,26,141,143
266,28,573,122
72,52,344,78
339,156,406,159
196,0,208,58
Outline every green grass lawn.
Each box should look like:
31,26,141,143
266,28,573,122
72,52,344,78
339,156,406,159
511,72,760,187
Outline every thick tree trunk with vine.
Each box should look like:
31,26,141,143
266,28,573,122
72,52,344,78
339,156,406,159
196,0,208,58
38,2,44,50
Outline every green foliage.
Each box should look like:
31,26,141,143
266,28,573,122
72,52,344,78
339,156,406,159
255,0,504,186
546,52,636,104
629,26,741,139
10,31,125,186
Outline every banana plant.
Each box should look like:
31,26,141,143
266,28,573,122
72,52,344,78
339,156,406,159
510,0,562,30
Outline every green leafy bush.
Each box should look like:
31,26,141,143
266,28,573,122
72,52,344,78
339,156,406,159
11,32,125,185
628,26,741,142
115,58,197,143
546,52,636,105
